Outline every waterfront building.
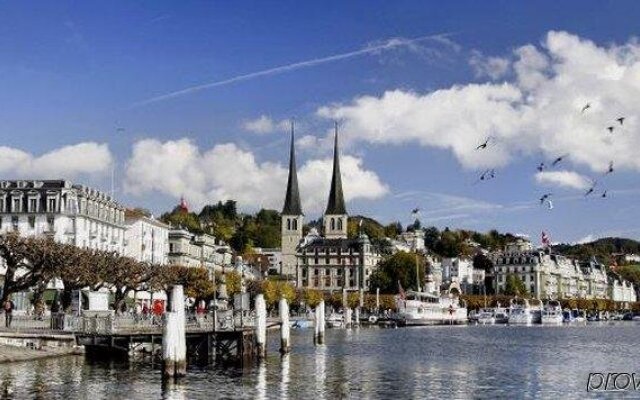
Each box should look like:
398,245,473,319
609,276,637,302
490,238,630,301
390,230,425,253
285,126,382,292
167,229,232,273
124,212,170,265
0,180,126,251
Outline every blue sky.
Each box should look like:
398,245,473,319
2,1,640,244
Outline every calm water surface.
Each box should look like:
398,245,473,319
0,322,638,399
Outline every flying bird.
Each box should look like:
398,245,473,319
551,154,568,167
476,169,496,183
539,193,552,205
617,117,625,125
581,103,591,113
601,190,608,198
475,136,492,150
605,161,614,175
411,208,420,215
584,183,597,197
607,126,615,133
537,162,545,172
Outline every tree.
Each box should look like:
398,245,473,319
383,222,403,238
369,251,426,294
225,270,242,298
261,279,296,310
503,274,527,296
160,206,202,233
0,234,59,304
302,288,323,308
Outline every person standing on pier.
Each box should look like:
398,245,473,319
3,299,15,328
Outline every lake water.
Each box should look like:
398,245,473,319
0,322,638,399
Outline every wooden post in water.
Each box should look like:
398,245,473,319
345,307,352,329
162,285,186,379
279,297,291,354
376,287,380,313
354,307,360,327
314,300,325,344
255,294,267,359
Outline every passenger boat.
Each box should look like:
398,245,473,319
395,290,467,326
541,300,563,325
508,298,540,325
476,308,496,325
395,272,467,326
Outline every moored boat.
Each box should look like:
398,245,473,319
541,300,563,325
508,298,540,325
476,308,496,325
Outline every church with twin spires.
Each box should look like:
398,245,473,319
280,124,382,292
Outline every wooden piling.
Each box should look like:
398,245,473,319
354,307,360,327
345,308,352,329
163,285,186,379
315,300,325,344
255,294,267,359
279,297,291,354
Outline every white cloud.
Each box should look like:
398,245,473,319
574,234,597,245
535,170,592,190
0,142,112,178
316,31,640,174
242,115,289,134
469,50,511,80
124,138,388,213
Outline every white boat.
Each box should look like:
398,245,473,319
476,308,496,325
494,304,509,324
325,312,344,328
396,290,467,326
541,300,563,325
508,298,540,325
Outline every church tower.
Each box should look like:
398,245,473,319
323,122,348,239
281,121,303,277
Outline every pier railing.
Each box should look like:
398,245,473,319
0,310,257,335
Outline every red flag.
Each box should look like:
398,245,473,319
541,231,551,247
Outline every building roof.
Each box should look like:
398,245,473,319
282,122,303,216
325,122,347,215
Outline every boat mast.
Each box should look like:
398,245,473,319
415,252,421,292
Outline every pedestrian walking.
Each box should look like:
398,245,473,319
3,299,15,328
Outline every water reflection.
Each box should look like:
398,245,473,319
280,354,290,400
255,361,267,400
0,324,637,399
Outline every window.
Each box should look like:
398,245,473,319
331,218,335,230
0,197,5,212
292,219,297,230
287,219,291,230
12,197,21,212
47,216,54,231
47,197,57,212
29,198,38,212
337,218,343,230
28,216,35,228
314,269,319,275
11,216,18,231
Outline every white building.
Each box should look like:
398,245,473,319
441,257,474,285
397,230,425,252
124,213,170,265
610,276,637,302
168,229,232,273
0,180,126,252
491,239,623,300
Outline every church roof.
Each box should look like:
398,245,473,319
282,122,303,215
325,123,347,215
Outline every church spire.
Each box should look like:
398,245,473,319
325,121,347,215
282,120,303,215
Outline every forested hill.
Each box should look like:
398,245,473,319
552,237,640,266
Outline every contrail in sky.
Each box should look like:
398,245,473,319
131,32,454,108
